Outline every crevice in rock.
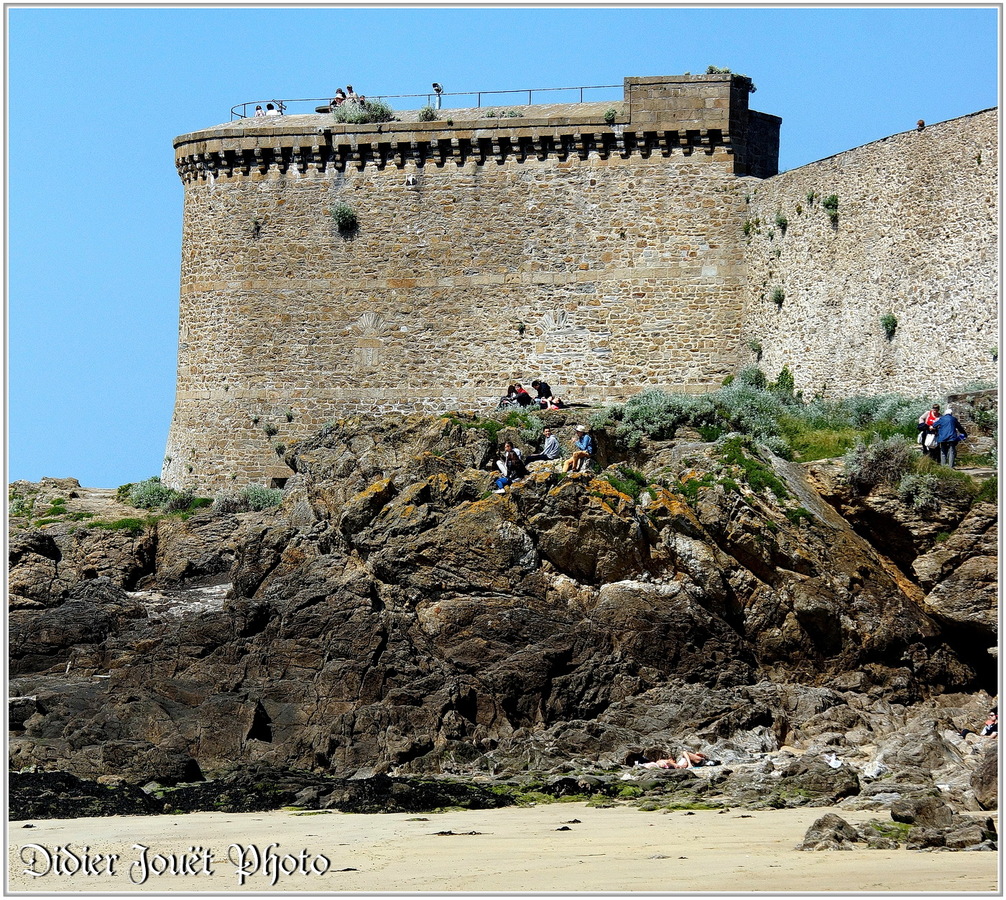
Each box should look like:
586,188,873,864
246,701,273,742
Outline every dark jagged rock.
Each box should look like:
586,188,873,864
9,578,145,676
6,415,998,827
9,771,163,820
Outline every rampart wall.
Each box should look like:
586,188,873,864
741,109,998,399
163,74,997,493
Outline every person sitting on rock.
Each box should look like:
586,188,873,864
531,379,564,409
562,425,594,473
493,441,527,493
525,427,561,463
512,383,534,407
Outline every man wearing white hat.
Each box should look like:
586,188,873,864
562,424,595,473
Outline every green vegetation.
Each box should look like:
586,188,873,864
93,517,156,536
843,435,916,493
604,465,650,499
719,435,790,499
774,211,788,234
331,98,395,124
704,65,756,92
417,105,437,122
844,439,989,510
243,484,284,511
601,366,959,472
975,474,997,504
604,108,617,124
770,287,785,308
880,313,898,341
784,506,815,525
115,477,210,515
9,487,37,518
822,193,839,225
331,202,358,233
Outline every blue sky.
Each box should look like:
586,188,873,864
7,5,1000,488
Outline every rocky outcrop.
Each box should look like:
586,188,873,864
8,415,998,819
796,809,997,852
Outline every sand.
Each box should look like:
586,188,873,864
6,803,998,894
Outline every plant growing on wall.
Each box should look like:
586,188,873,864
418,105,437,122
263,423,279,437
285,409,295,422
747,339,763,361
331,203,358,233
770,287,785,308
822,194,839,225
604,108,617,124
880,313,898,341
332,98,395,124
705,65,756,92
274,442,286,456
774,211,788,234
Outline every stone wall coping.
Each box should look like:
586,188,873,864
175,102,627,147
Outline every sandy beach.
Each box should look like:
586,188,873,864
6,802,998,894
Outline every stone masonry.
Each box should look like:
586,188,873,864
741,109,997,399
162,74,997,492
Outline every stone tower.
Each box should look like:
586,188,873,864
164,74,781,491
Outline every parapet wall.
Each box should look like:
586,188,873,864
164,74,778,491
741,109,998,400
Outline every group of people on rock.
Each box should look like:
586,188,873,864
491,425,594,493
917,402,968,468
499,380,565,411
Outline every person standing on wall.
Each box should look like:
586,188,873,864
933,406,967,468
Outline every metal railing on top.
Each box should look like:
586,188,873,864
230,84,622,120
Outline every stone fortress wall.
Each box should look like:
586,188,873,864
163,73,997,492
741,109,998,400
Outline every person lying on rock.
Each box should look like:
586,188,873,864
638,751,711,769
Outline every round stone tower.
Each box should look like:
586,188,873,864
164,73,780,492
